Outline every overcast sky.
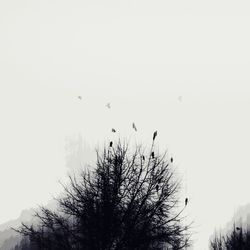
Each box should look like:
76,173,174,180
1,1,250,249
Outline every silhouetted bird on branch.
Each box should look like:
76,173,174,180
109,141,113,147
236,227,241,231
185,198,188,206
142,155,145,161
132,122,137,132
151,152,155,158
153,131,157,141
170,157,173,163
156,184,159,192
111,128,116,133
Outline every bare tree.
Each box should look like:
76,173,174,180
15,139,190,250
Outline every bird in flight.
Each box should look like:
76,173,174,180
110,141,113,147
153,131,157,141
106,103,111,109
111,128,116,133
185,198,188,206
132,123,137,132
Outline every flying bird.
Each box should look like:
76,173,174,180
151,152,155,158
132,123,137,132
106,103,111,109
185,198,188,206
109,141,113,147
111,128,116,133
153,131,157,141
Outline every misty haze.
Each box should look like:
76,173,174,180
1,0,250,249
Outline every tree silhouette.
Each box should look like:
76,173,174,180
15,139,190,250
13,238,38,250
210,232,224,250
210,225,250,250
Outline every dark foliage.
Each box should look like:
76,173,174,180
210,226,250,250
12,237,38,250
15,140,190,250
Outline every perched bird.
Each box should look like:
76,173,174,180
156,184,159,192
78,96,82,100
142,155,145,161
170,157,173,163
153,131,157,141
185,198,188,206
236,227,241,231
132,122,137,132
111,128,116,133
106,103,111,109
109,141,113,147
151,152,155,158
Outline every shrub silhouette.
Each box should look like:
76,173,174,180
210,225,250,250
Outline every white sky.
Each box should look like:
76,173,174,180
1,1,250,249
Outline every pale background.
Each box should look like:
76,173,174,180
1,1,250,249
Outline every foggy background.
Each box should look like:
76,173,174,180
1,0,250,249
